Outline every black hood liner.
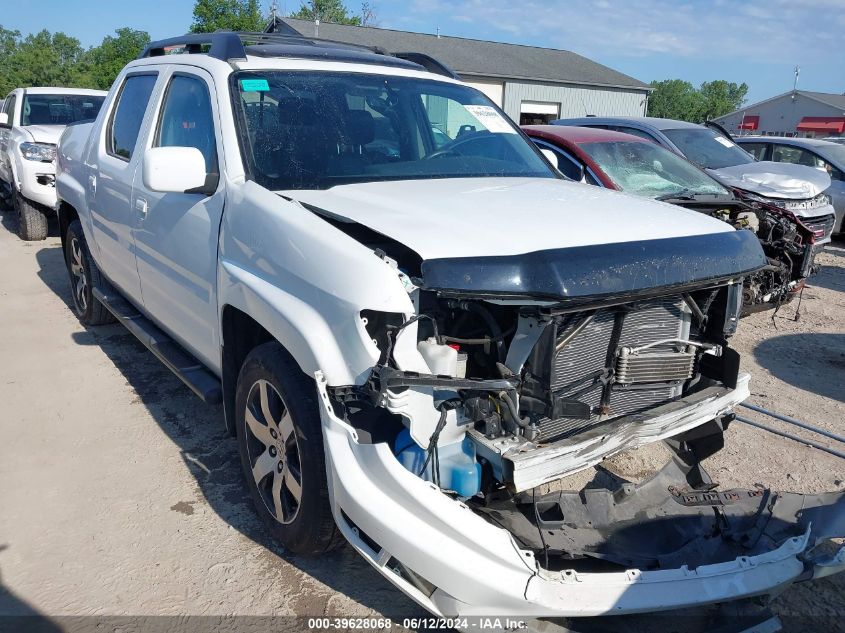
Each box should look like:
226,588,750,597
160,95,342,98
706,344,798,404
420,230,766,300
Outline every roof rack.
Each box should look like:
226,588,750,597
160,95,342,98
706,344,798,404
137,31,460,80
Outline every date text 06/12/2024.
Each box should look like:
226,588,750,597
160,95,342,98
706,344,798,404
306,617,529,630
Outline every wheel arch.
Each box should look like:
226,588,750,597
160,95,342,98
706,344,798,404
57,201,79,252
220,304,276,436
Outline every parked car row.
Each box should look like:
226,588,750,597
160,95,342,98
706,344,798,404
3,30,843,627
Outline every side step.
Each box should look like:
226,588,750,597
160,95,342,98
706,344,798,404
93,288,223,405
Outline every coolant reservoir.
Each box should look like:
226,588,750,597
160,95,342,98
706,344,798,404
418,337,458,376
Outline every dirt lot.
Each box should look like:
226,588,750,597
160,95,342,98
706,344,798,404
0,208,843,632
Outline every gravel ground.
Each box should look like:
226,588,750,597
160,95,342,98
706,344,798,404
0,208,843,632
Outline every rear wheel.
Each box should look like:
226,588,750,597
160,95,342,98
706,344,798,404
235,342,343,554
14,191,48,241
64,219,114,325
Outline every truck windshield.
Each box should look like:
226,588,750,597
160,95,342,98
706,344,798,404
579,140,729,199
662,127,754,170
22,94,105,126
232,71,554,190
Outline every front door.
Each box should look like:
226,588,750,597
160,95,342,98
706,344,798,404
131,68,225,373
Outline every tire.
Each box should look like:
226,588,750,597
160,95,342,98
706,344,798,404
235,342,343,555
14,191,48,241
64,219,115,325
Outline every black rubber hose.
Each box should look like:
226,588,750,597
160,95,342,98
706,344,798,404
446,300,506,362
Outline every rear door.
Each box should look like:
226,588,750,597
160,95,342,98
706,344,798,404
130,66,225,372
88,72,161,303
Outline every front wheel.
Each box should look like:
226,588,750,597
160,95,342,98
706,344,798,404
235,342,343,555
15,191,48,241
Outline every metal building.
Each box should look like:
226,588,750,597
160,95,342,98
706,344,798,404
713,90,845,138
265,17,651,123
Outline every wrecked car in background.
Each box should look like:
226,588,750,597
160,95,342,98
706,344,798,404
55,31,845,624
553,116,837,247
524,125,818,313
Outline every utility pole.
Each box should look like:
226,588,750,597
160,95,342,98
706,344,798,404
792,65,800,98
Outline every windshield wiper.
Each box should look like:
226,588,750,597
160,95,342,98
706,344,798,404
656,189,697,201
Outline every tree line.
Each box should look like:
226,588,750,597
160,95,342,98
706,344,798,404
0,0,746,122
647,79,748,122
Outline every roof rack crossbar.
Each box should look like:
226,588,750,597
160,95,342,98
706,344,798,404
392,52,460,80
137,31,461,80
139,32,247,61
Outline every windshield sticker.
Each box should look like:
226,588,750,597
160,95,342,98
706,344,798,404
714,135,735,148
240,78,270,92
462,105,517,134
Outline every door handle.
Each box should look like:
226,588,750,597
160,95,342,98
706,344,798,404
88,174,96,194
135,197,148,218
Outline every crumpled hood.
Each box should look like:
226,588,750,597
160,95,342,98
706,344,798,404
282,177,734,260
20,124,64,145
708,161,831,200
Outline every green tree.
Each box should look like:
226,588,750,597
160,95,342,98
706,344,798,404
83,28,150,90
646,79,702,121
0,29,88,92
190,0,265,33
647,78,748,123
698,80,748,121
290,0,364,25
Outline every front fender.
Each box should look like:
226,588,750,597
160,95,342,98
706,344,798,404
218,181,416,387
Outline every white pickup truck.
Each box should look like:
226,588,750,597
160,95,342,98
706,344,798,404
0,87,106,239
55,32,845,626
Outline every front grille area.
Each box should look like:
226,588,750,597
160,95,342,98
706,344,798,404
539,298,691,442
802,213,835,241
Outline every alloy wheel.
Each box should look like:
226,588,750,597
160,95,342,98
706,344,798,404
244,378,303,525
69,237,88,313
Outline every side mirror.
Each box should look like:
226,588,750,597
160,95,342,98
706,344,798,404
143,147,215,194
0,112,8,126
539,148,559,169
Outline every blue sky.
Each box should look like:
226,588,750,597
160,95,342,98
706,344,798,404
7,0,845,105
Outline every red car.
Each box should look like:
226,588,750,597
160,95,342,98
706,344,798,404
522,125,816,314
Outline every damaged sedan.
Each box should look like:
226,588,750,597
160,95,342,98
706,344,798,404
54,32,845,625
523,125,818,313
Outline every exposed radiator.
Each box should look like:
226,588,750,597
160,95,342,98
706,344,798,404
539,298,692,442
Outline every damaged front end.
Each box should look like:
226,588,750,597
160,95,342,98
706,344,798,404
306,205,845,619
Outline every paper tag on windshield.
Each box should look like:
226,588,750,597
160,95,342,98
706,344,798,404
463,105,517,134
714,135,735,148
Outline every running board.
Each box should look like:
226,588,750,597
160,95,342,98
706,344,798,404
93,288,223,405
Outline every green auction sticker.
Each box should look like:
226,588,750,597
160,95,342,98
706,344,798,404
240,78,269,92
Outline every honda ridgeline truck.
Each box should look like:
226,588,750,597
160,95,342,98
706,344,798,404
55,32,845,627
